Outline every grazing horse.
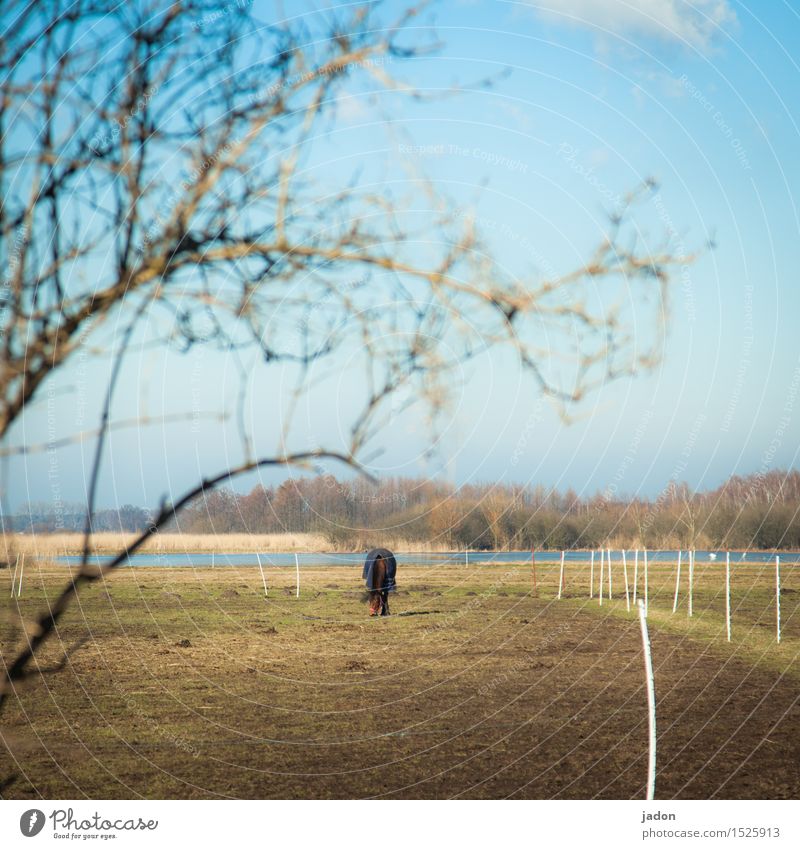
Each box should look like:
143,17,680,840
363,547,397,616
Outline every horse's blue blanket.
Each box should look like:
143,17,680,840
363,547,397,592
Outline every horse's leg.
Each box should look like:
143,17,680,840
375,559,387,615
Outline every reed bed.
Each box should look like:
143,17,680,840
0,532,439,557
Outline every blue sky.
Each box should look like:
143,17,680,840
6,0,800,512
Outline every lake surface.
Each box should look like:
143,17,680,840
55,549,800,568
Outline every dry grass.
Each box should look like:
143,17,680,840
1,561,798,798
0,532,440,557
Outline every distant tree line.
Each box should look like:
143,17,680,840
8,470,799,550
172,469,800,550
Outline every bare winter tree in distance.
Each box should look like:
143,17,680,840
0,1,692,718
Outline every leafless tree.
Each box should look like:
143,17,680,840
480,486,512,550
674,482,700,549
0,0,691,718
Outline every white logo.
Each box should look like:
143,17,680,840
20,809,46,837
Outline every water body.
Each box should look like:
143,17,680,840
55,550,800,568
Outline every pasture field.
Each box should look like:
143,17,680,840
1,558,798,799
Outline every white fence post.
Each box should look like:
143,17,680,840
633,549,639,603
295,553,300,598
688,549,694,618
558,551,565,599
672,550,682,614
776,555,781,644
17,553,24,598
725,551,731,642
10,553,19,598
599,547,605,606
638,599,657,801
644,548,649,616
589,550,595,599
256,553,268,598
622,549,630,612
607,547,613,598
